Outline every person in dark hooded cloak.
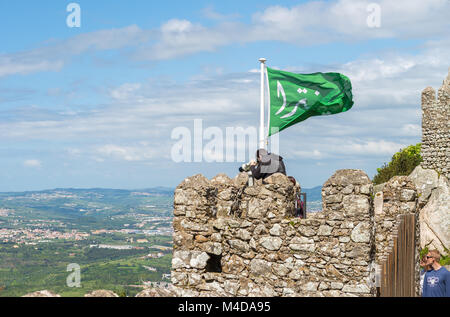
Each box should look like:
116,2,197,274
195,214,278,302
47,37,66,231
250,148,286,181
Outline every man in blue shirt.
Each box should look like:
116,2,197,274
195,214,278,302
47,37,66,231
422,250,450,297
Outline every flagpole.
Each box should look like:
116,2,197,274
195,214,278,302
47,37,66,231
265,62,270,149
259,58,266,150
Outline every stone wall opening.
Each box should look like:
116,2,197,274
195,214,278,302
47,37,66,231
206,254,222,273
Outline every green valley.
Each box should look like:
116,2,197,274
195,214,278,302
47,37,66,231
0,188,174,297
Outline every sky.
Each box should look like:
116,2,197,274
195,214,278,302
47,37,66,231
0,0,449,192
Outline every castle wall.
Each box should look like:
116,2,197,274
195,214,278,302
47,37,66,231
171,170,378,297
374,176,420,295
421,68,450,178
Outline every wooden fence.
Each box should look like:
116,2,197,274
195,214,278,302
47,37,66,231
380,213,416,297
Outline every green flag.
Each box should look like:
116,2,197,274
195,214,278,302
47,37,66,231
267,67,354,136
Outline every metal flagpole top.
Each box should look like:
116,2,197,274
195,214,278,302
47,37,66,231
259,58,266,150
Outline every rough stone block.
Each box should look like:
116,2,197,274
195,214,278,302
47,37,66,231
250,259,272,276
259,236,283,251
343,195,370,217
351,222,371,243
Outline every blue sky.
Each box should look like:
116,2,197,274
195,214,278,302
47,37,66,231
0,0,449,191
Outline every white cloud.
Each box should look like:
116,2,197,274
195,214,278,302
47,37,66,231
66,148,82,157
0,58,64,77
202,7,240,21
134,0,450,60
141,20,228,61
96,143,157,162
110,83,142,100
24,159,42,168
1,0,449,76
251,0,450,41
292,149,324,159
284,138,407,161
0,25,147,77
161,19,195,33
401,124,421,136
333,140,406,156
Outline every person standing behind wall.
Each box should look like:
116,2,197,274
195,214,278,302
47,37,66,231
419,254,431,296
250,149,286,181
422,250,450,297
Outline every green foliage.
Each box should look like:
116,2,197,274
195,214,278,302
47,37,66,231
441,246,450,266
420,245,429,260
0,187,174,297
373,143,422,185
116,288,128,297
0,240,172,297
440,254,450,266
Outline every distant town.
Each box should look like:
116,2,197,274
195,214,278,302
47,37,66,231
0,188,174,297
0,215,173,246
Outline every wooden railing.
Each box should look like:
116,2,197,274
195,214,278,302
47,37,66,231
380,213,416,297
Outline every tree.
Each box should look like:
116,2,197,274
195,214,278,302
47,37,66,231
373,143,422,185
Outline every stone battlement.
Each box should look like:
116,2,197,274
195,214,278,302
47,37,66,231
170,170,419,297
421,67,450,178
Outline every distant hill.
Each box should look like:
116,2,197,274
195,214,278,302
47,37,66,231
0,187,175,221
302,186,322,201
301,186,322,212
0,185,321,202
0,186,322,217
139,187,175,195
0,187,174,196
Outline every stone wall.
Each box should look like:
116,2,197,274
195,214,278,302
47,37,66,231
373,176,420,295
374,176,418,264
417,68,450,255
171,169,377,297
409,166,450,255
421,68,450,179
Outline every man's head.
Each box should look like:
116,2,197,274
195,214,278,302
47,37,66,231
425,249,441,266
